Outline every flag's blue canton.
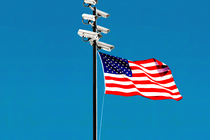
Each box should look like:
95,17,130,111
99,52,132,77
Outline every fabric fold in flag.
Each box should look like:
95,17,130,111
98,52,182,101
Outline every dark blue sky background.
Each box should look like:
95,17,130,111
0,0,210,139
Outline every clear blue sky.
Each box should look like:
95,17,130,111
0,0,210,140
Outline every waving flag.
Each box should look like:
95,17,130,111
98,52,182,101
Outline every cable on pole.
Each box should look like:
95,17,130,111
99,94,105,140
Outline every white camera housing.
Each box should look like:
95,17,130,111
84,0,98,5
90,40,114,52
97,25,110,34
78,29,102,40
96,9,110,18
82,14,98,22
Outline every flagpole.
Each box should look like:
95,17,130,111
78,2,112,139
93,6,97,140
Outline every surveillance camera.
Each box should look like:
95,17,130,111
82,13,98,22
84,0,98,5
96,9,110,18
97,25,110,34
96,41,114,51
90,40,114,52
78,29,102,40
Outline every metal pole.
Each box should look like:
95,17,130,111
93,7,97,140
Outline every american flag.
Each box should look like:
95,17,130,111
98,52,182,101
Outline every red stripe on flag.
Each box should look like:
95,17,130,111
105,91,182,101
